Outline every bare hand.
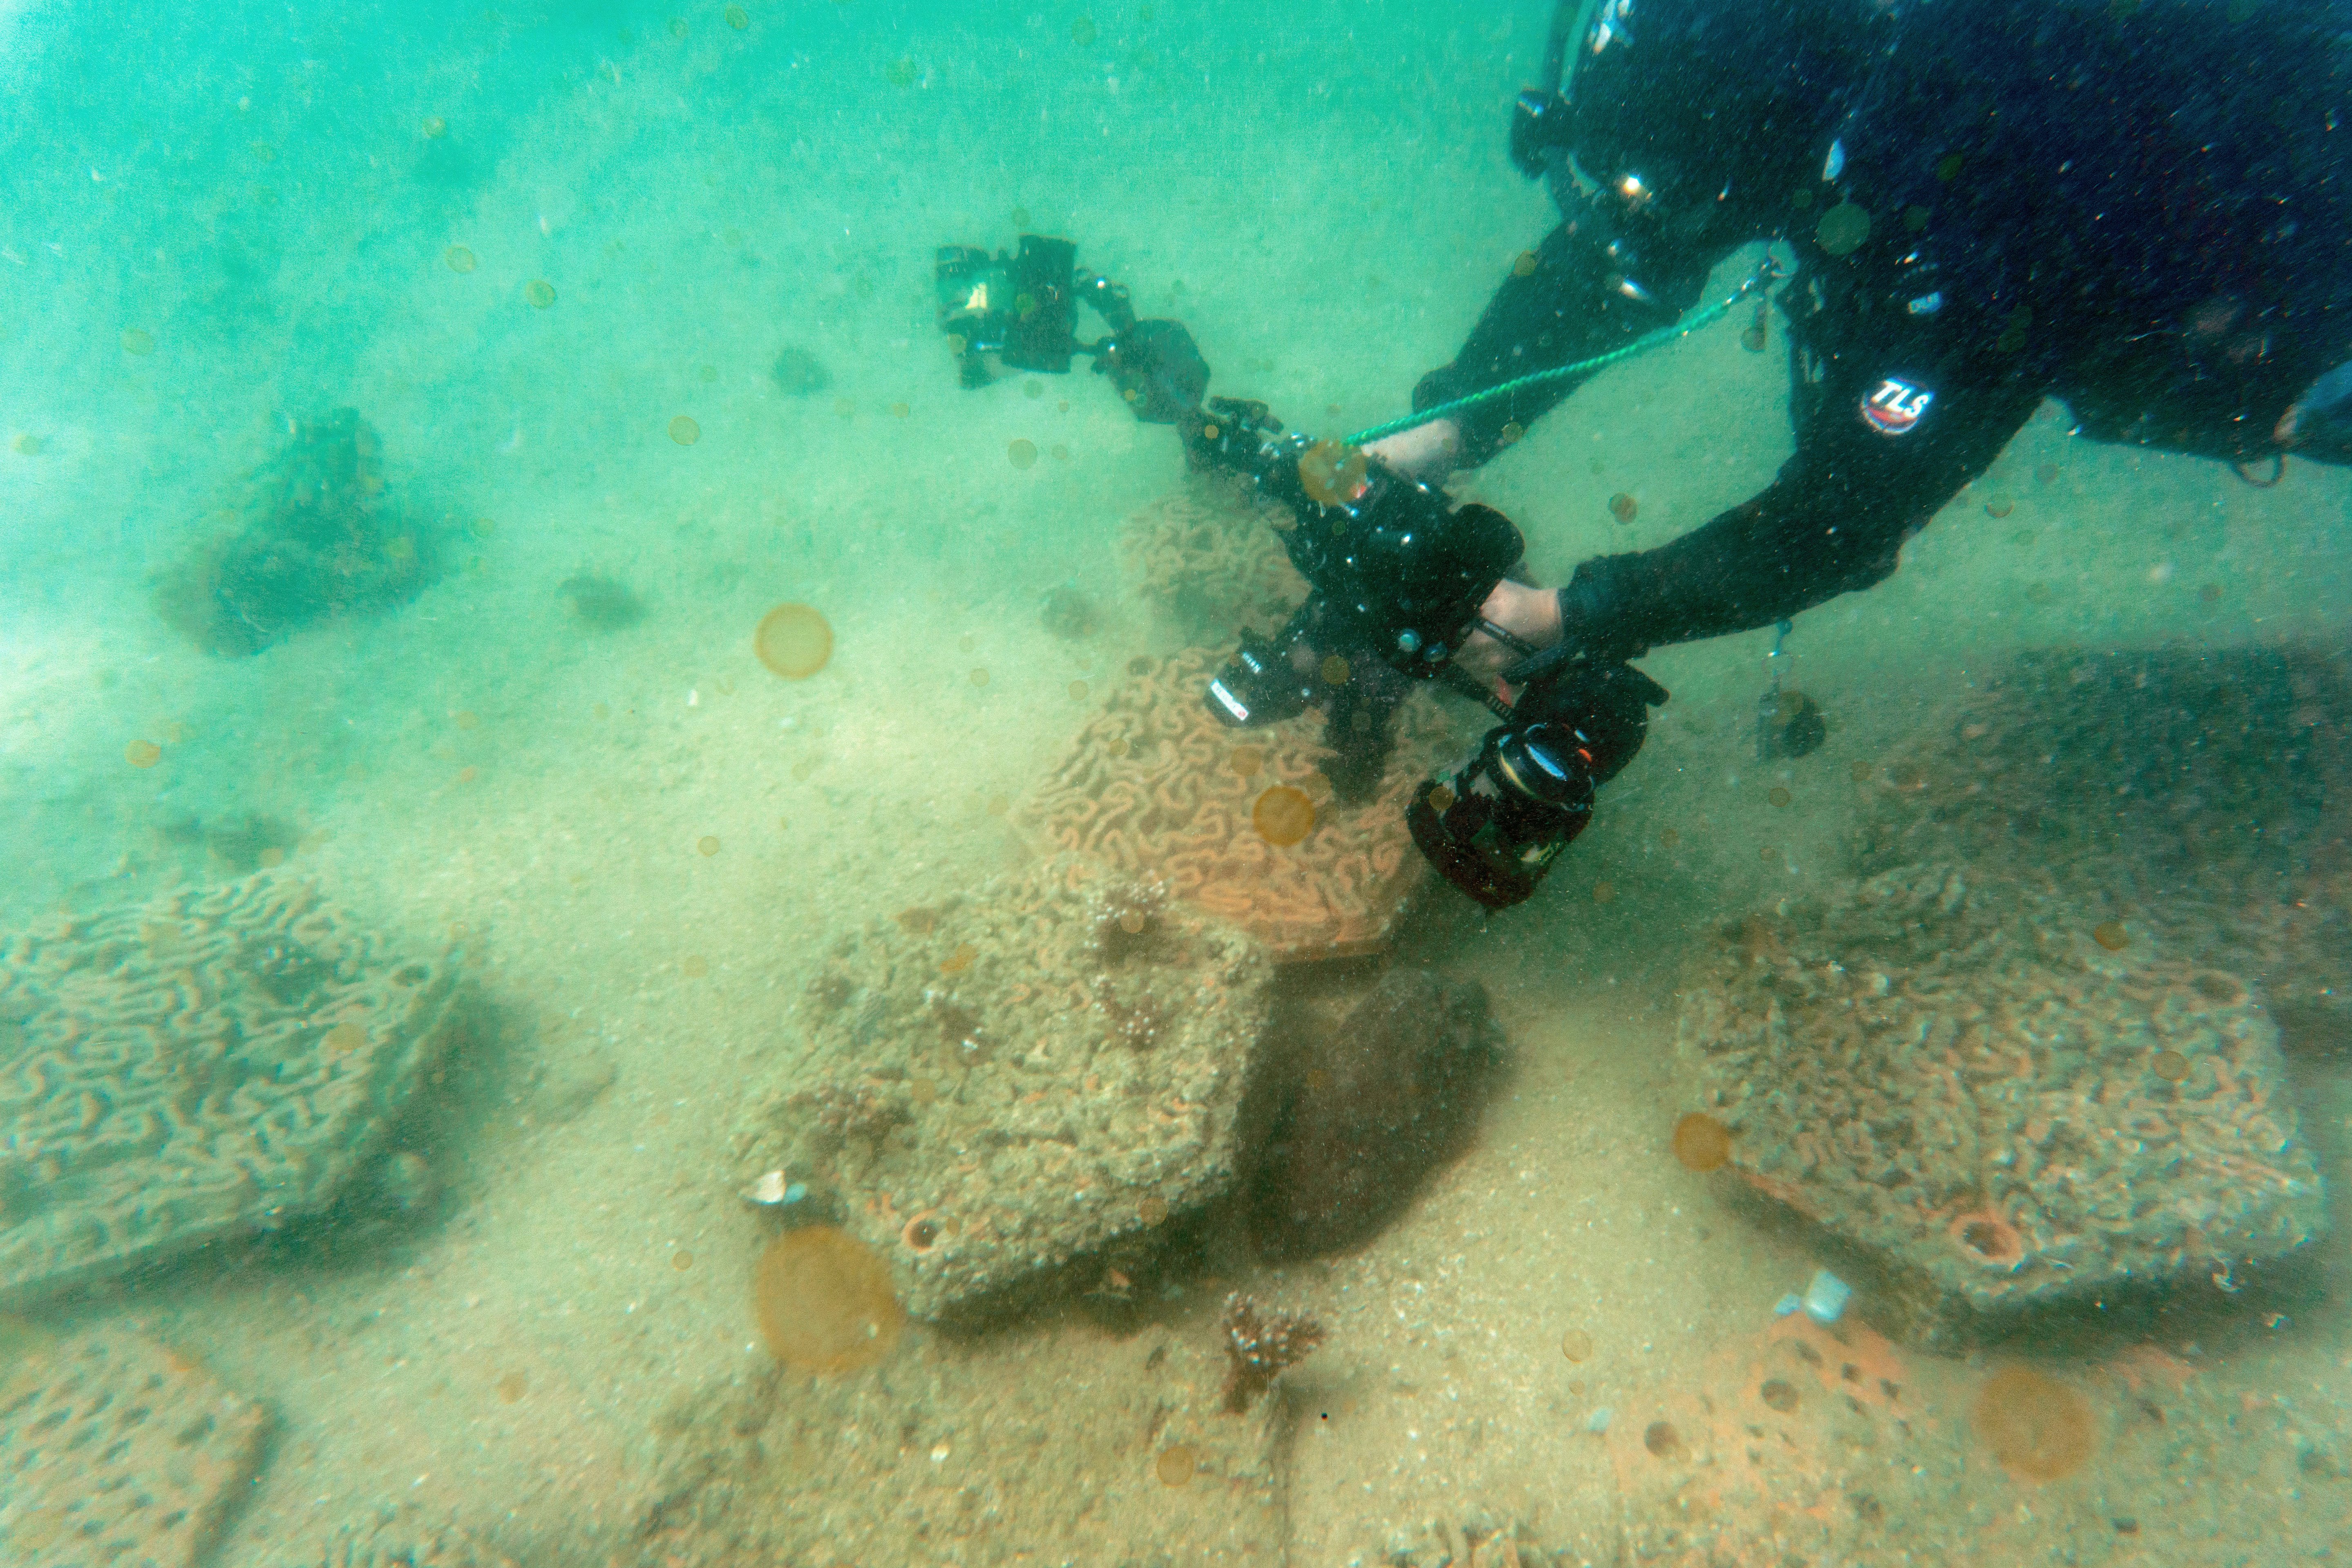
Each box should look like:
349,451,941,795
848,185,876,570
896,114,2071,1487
1363,418,1462,482
1452,578,1564,683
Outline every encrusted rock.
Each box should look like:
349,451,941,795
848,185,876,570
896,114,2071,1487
1678,863,2323,1332
0,873,461,1311
737,855,1274,1321
0,1327,271,1568
1856,643,2352,1024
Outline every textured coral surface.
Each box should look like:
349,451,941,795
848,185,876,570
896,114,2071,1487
0,1329,271,1568
735,856,1274,1321
1019,648,1457,962
1116,478,1306,638
1679,863,2321,1328
0,873,459,1311
1856,644,2352,1021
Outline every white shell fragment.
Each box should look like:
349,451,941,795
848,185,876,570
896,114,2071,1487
741,1170,794,1206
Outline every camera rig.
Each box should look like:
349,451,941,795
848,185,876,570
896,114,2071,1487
935,235,1662,909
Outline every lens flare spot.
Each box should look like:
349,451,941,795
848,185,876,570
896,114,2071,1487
125,739,162,768
2092,921,2129,952
1972,1367,2095,1481
751,1225,903,1374
524,279,556,309
1298,440,1369,506
1008,438,1039,470
1608,492,1638,523
669,415,701,446
444,245,476,273
1230,745,1264,779
1672,1112,1732,1172
1252,785,1317,847
756,604,834,680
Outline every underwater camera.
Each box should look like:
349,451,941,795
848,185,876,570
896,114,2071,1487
934,233,1662,909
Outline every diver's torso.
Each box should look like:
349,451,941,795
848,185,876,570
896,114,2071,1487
1769,0,2352,459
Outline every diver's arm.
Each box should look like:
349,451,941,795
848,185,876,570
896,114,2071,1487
1551,365,2050,660
1385,192,1726,474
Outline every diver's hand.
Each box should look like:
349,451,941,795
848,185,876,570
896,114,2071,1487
1454,578,1563,683
1364,418,1462,482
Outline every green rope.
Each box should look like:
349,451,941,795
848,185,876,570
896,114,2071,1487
1342,258,1781,449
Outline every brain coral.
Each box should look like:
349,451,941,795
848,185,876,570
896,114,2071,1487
1116,478,1306,639
1855,644,2352,1022
736,855,1274,1321
0,1327,271,1568
0,873,459,1311
1677,862,2321,1336
1018,648,1461,962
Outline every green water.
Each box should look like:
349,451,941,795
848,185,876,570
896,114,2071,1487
4,3,2352,1565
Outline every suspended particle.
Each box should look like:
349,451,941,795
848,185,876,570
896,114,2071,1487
121,328,156,356
1319,655,1350,687
524,279,557,308
2092,920,2129,952
1512,251,1539,278
697,835,720,857
725,4,749,26
445,245,477,273
669,415,701,446
1816,202,1871,255
421,115,448,139
1008,438,1039,470
1608,493,1638,523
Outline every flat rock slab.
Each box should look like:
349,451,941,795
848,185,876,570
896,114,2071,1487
0,1327,272,1568
1856,644,2352,1022
736,856,1274,1322
0,873,461,1311
1678,863,2323,1334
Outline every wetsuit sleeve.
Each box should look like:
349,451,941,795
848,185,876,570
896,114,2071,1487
1413,193,1724,468
1552,357,2048,660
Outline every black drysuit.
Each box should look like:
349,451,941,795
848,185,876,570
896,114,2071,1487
1415,0,2352,663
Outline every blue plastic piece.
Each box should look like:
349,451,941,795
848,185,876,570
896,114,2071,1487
1801,1269,1851,1324
1773,1293,1804,1318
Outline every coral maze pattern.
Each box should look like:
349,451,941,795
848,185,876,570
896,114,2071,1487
1116,481,1307,637
0,1329,271,1568
0,873,459,1311
737,856,1274,1320
1855,644,2352,1022
1020,649,1457,962
1678,864,2320,1329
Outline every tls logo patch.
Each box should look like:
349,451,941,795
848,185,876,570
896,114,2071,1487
1860,377,1934,436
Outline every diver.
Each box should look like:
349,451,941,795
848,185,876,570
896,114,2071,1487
1375,0,2352,687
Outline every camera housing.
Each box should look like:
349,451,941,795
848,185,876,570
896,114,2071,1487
934,231,1660,910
